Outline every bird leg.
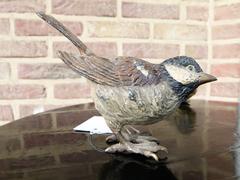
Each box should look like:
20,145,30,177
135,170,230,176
106,125,137,144
105,127,168,161
106,126,133,144
129,134,160,144
106,125,159,145
126,125,140,134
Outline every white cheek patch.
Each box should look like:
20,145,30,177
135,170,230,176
165,64,198,85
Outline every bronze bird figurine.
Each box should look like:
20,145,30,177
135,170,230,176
37,12,217,161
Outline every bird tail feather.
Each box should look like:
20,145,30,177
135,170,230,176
36,12,118,86
36,11,93,56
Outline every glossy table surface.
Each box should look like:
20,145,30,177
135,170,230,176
0,100,239,180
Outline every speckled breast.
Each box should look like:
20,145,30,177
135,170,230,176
92,82,180,127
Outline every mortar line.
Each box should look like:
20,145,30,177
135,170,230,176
117,0,122,19
206,0,214,100
46,0,52,14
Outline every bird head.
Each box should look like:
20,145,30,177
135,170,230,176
161,56,217,100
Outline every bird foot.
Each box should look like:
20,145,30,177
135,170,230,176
105,140,168,161
106,131,157,144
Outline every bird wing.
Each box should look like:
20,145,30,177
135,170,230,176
114,56,161,86
58,52,161,86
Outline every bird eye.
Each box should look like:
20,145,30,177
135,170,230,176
187,65,195,71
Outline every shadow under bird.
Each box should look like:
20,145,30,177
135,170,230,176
37,12,217,161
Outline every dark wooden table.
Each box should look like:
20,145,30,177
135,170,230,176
0,100,238,180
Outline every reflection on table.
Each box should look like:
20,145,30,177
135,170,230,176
0,100,238,180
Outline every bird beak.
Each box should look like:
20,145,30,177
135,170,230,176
198,72,217,85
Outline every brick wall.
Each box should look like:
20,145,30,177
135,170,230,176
0,0,239,123
212,0,240,101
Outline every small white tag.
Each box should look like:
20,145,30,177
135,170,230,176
73,116,113,135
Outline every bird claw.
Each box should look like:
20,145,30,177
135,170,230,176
105,143,129,153
106,134,119,144
143,151,159,161
159,146,168,153
105,140,168,161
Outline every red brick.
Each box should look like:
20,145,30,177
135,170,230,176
182,171,204,180
88,21,149,39
0,136,21,153
207,171,228,180
185,45,208,59
0,19,9,35
12,114,52,130
57,103,95,112
187,6,208,21
0,85,46,99
154,24,207,40
15,19,83,36
213,24,240,40
207,153,234,175
0,63,10,79
60,151,109,164
198,61,207,72
208,101,238,108
52,0,116,17
19,104,66,118
86,42,118,58
123,43,179,59
0,155,55,170
194,85,207,97
207,126,235,150
0,172,24,179
0,0,45,13
53,41,117,59
18,63,80,79
27,165,90,179
209,108,237,125
215,3,240,20
23,132,86,149
0,105,13,121
54,83,91,99
211,64,240,78
19,105,37,118
210,82,240,98
213,44,240,59
122,2,179,19
0,41,47,58
56,109,99,128
53,42,78,57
